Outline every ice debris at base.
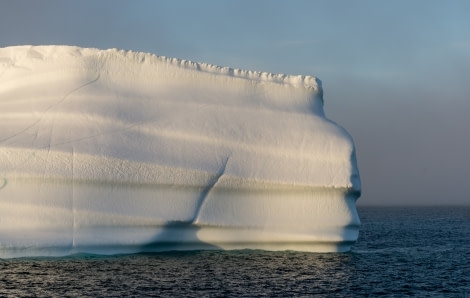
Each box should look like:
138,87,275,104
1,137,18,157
0,45,361,258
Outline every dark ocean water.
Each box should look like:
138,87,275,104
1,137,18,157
1,206,469,297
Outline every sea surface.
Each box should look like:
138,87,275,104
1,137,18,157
1,206,469,297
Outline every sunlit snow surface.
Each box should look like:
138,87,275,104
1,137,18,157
0,46,361,258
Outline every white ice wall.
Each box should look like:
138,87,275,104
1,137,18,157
0,46,360,257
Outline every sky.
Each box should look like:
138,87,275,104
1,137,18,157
1,0,469,206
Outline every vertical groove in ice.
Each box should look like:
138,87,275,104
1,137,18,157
193,155,230,223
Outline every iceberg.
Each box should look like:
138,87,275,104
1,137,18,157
0,45,361,258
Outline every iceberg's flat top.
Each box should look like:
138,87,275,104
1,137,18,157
0,45,360,191
0,45,322,90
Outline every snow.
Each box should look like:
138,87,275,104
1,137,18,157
0,45,361,257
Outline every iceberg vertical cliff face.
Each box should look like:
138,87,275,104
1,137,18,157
0,45,360,258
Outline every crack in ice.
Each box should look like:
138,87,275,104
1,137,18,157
193,156,230,224
72,146,76,250
0,74,101,144
0,178,6,190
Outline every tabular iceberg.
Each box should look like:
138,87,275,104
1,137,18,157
0,45,361,258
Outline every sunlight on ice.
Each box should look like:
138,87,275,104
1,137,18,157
0,46,361,258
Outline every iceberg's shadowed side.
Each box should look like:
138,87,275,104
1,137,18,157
0,46,361,258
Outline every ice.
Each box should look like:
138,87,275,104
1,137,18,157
0,46,361,258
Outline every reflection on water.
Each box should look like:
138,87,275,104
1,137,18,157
0,251,359,297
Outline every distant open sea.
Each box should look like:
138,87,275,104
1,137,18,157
1,206,469,297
